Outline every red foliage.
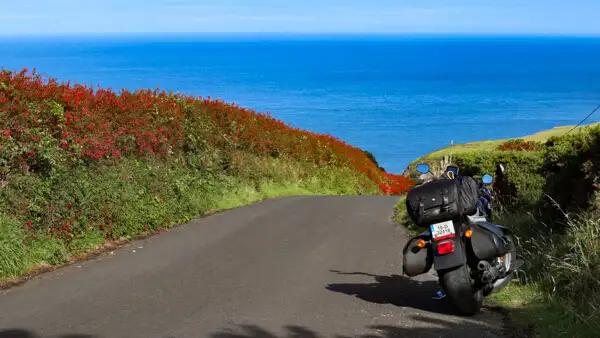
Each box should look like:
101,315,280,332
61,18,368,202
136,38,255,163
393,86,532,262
0,68,413,198
496,139,543,152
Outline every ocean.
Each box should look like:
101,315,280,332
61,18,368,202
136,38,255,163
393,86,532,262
2,34,600,174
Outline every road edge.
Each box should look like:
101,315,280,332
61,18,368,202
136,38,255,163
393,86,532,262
0,195,299,291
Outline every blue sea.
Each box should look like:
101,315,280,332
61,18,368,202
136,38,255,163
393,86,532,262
2,34,600,173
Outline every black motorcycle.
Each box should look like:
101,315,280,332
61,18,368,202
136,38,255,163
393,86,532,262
401,163,523,316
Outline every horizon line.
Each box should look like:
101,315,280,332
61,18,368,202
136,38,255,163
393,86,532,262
2,31,600,39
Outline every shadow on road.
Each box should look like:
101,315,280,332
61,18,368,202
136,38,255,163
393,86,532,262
0,316,510,338
209,315,503,338
0,330,94,338
325,270,455,315
0,273,512,338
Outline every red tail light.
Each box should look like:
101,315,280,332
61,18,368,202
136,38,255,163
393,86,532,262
436,240,455,255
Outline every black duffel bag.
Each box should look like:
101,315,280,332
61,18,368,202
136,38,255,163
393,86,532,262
405,176,479,227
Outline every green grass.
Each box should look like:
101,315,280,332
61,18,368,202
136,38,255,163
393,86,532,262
395,121,600,337
391,199,600,337
392,197,420,236
0,216,31,278
491,210,600,337
491,283,599,338
1,68,411,286
0,154,379,283
414,140,504,164
409,122,600,168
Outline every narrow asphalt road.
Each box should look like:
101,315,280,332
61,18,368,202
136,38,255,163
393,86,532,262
0,196,504,338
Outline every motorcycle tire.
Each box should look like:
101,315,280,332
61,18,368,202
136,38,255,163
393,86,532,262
439,263,483,316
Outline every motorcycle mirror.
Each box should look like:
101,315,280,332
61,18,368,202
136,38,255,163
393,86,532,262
482,174,493,184
416,163,430,174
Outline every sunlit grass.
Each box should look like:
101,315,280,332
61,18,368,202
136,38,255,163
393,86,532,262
410,122,600,167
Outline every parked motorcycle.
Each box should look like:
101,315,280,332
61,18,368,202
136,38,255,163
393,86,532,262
401,163,523,316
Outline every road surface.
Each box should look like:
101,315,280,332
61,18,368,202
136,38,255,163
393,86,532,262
0,196,504,338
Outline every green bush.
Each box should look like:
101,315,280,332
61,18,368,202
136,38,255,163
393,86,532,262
362,149,386,172
453,150,545,211
541,126,600,222
478,126,600,336
1,69,403,282
0,151,379,281
399,125,600,336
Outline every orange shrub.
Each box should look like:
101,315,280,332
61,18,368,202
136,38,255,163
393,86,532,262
496,139,543,152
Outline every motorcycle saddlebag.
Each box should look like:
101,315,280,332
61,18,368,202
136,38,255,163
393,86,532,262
406,176,479,227
402,236,433,277
470,222,511,260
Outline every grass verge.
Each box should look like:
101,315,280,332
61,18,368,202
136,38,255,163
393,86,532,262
0,154,379,286
399,121,600,338
392,202,600,338
392,197,420,236
489,211,600,338
0,68,413,286
407,122,600,172
490,283,598,338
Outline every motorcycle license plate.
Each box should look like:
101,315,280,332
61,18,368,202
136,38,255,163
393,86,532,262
430,220,455,241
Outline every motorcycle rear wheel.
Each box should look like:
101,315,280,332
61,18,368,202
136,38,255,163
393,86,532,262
439,264,483,316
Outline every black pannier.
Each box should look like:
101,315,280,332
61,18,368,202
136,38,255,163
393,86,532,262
402,235,433,277
406,176,479,227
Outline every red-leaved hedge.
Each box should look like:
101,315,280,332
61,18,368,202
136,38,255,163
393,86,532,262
496,139,543,152
0,68,413,195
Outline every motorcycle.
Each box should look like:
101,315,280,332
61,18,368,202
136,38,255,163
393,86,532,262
401,163,523,316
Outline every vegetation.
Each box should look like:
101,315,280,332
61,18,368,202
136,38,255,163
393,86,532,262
407,122,600,174
0,68,413,283
397,123,600,337
362,149,386,172
392,197,419,235
496,139,544,152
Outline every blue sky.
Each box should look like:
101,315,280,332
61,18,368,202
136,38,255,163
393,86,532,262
1,0,599,35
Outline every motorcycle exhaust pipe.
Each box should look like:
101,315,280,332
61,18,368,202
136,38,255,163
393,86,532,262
478,260,501,284
477,261,490,272
481,265,500,284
